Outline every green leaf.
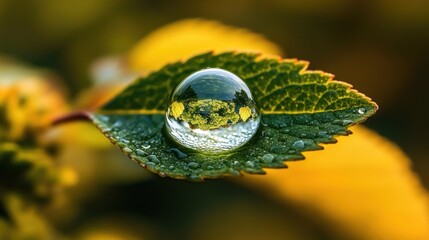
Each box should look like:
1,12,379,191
91,51,377,181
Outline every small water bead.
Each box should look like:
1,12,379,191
168,148,188,159
165,68,261,153
188,162,199,169
122,147,133,154
142,144,150,149
261,154,275,163
136,149,147,156
291,140,305,150
358,107,366,114
147,155,160,163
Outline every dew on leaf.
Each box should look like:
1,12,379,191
342,120,353,126
146,162,156,168
112,121,123,128
165,68,260,153
317,131,328,137
123,147,133,153
358,107,366,114
188,162,199,169
120,138,130,144
291,140,305,150
168,148,188,158
261,153,275,163
142,144,150,149
148,155,160,163
136,149,147,156
245,161,255,168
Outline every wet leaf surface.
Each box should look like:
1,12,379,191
91,51,377,180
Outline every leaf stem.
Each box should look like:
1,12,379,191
52,111,91,126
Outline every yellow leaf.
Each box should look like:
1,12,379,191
244,126,429,240
75,81,128,110
170,101,184,119
1,76,68,140
128,18,282,72
0,194,58,239
239,106,252,122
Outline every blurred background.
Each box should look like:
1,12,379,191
0,0,428,239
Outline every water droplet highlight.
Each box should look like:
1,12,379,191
188,162,199,169
136,149,147,156
245,161,255,168
342,120,353,126
142,144,150,149
317,131,328,137
358,107,366,114
147,155,160,163
261,154,275,163
165,68,260,153
123,147,132,154
291,140,305,150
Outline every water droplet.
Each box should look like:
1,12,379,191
168,165,175,170
123,147,132,153
342,120,353,126
245,161,255,168
291,140,305,150
120,138,130,144
112,121,123,128
168,148,188,158
317,131,328,137
136,149,147,156
188,162,199,169
148,155,160,163
233,160,240,166
142,144,150,149
146,162,156,168
229,170,241,176
165,68,260,153
261,154,275,163
281,128,290,133
358,107,366,114
102,128,112,133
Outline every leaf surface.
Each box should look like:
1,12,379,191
91,51,377,180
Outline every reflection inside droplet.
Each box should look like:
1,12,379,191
165,68,260,153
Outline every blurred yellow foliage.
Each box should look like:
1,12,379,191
74,81,128,110
245,126,429,240
128,18,282,72
75,218,149,240
0,195,60,240
0,76,68,141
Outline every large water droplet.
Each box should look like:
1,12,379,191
165,68,260,153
